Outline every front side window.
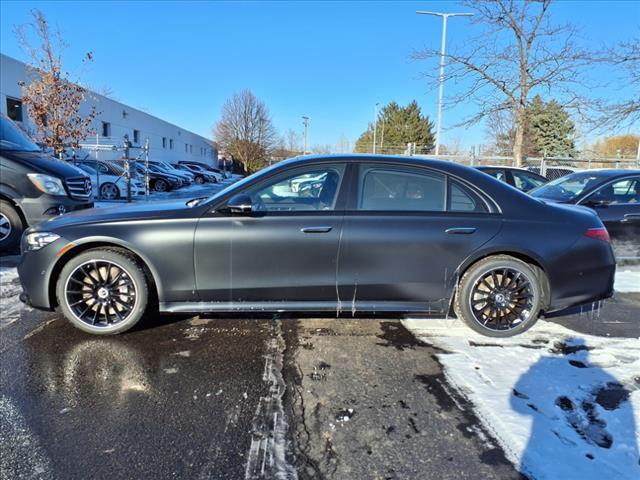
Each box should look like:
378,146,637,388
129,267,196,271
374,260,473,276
512,171,546,192
358,165,445,212
244,164,346,212
585,177,640,205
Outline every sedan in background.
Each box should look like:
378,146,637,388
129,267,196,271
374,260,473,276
475,166,548,192
18,155,615,338
530,169,640,261
177,163,220,183
74,162,145,199
179,160,229,179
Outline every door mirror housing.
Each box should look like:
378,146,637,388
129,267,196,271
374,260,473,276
226,193,253,214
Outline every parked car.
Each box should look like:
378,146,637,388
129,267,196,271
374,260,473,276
0,115,92,250
475,166,548,192
74,162,145,199
132,164,181,192
18,154,615,338
176,163,219,184
147,160,194,184
178,161,225,182
530,169,640,261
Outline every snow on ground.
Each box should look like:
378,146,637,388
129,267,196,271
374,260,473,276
0,266,29,329
615,267,640,293
403,320,640,480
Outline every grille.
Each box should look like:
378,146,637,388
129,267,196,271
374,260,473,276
65,176,92,200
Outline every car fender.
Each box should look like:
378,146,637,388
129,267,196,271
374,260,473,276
53,235,165,302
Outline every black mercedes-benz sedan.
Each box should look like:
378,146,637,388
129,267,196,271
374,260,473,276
530,169,640,261
18,155,615,337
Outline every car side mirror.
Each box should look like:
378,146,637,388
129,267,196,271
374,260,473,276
584,198,608,208
226,194,253,214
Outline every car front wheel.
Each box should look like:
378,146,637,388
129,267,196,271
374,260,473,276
454,255,543,337
154,179,169,192
0,200,23,251
194,176,204,185
56,249,149,335
99,182,120,200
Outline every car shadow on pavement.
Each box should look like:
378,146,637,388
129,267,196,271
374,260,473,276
511,338,639,478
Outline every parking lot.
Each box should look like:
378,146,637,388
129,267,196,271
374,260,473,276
1,249,638,479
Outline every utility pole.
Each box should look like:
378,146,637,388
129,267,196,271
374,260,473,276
302,116,309,155
416,10,473,156
373,102,379,154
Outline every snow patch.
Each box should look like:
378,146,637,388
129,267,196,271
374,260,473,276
403,319,640,479
0,266,31,329
615,267,640,293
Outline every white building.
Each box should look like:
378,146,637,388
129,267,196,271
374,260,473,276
0,53,217,165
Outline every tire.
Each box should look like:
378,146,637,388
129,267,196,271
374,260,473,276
56,248,149,335
0,200,23,251
99,182,120,200
454,255,543,337
154,179,169,192
194,176,204,185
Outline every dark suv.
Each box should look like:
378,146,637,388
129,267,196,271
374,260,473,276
0,115,93,251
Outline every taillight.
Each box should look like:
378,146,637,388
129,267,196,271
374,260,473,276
584,227,610,243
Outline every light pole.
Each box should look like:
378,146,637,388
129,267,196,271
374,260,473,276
372,102,379,154
302,116,309,155
416,10,472,156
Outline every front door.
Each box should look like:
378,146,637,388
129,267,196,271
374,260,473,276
337,163,502,313
194,163,348,308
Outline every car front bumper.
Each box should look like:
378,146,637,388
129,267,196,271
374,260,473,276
18,196,93,228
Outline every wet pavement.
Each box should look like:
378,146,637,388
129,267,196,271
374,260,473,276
1,262,638,479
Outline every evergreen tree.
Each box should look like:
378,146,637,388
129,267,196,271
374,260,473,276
527,95,576,157
355,101,435,154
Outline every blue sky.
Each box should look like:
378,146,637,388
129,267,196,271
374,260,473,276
1,1,638,149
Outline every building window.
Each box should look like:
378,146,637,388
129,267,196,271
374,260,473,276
185,143,188,153
102,122,111,137
162,137,167,148
6,97,23,122
189,144,193,154
133,129,140,144
169,139,174,149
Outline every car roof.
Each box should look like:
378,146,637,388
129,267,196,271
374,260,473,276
564,168,640,179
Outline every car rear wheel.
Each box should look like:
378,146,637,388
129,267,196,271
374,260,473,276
454,255,543,337
99,182,120,200
56,249,148,335
0,200,23,251
154,179,169,192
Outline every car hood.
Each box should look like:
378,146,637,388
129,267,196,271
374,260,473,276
36,199,194,231
1,150,86,178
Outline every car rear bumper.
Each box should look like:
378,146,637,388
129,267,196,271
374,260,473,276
546,236,616,313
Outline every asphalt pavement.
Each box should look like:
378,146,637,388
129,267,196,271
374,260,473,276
1,254,638,479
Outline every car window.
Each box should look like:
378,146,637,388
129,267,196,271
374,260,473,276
586,177,640,205
245,164,346,212
449,180,487,213
482,169,506,182
358,166,445,212
531,172,605,202
512,171,546,192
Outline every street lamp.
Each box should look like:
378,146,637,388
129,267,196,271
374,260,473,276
302,116,309,155
416,10,473,156
373,102,379,154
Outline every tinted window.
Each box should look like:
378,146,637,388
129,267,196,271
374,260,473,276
359,166,445,211
512,171,546,192
246,165,345,212
449,180,487,213
531,172,606,202
587,177,640,205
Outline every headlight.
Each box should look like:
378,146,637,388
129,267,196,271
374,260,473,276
27,173,66,196
25,232,60,251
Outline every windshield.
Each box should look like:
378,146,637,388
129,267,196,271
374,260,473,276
0,116,41,152
530,171,606,202
77,163,97,175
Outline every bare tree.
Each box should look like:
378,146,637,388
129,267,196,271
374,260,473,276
16,10,97,155
214,89,278,174
284,128,302,153
594,37,640,131
334,134,351,153
413,0,600,166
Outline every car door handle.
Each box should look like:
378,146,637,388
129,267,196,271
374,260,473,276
445,227,476,234
621,214,640,223
301,226,333,234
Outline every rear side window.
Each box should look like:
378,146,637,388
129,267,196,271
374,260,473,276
481,168,506,182
448,180,488,213
358,165,445,211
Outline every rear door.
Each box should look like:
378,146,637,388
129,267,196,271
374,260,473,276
337,162,502,314
581,176,640,261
